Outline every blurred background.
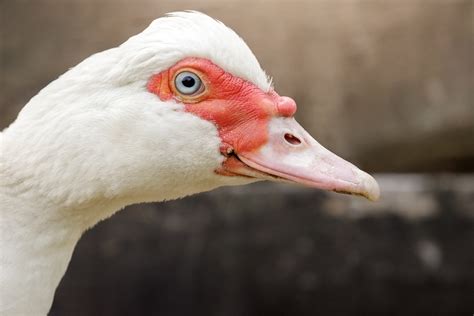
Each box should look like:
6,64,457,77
1,0,473,315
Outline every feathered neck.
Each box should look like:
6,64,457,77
0,157,161,314
0,190,80,314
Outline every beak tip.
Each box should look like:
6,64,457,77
362,174,380,201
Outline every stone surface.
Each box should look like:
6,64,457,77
1,0,473,172
50,175,474,316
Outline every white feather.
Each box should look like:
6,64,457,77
0,11,262,315
119,11,272,90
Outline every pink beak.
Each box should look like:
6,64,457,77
237,117,380,201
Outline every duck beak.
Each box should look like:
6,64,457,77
237,117,380,201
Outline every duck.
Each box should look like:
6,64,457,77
0,11,379,315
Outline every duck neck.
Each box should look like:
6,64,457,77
0,187,121,315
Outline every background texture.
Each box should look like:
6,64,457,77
1,0,473,315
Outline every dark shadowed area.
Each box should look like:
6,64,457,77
51,178,474,316
1,0,473,315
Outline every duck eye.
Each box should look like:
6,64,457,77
174,71,202,95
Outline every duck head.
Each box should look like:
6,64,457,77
147,56,379,201
4,11,379,213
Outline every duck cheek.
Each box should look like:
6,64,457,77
184,98,271,155
223,119,270,154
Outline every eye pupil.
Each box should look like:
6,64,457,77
181,76,195,88
175,71,202,95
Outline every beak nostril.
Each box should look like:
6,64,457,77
284,133,301,145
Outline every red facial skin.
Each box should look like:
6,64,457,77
147,57,297,176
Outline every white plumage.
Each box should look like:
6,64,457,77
1,12,267,315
